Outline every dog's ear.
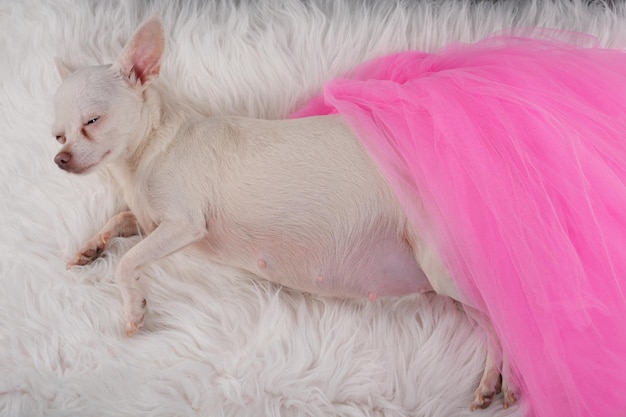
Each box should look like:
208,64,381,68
54,57,74,81
114,15,165,90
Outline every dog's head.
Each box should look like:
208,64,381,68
52,16,165,174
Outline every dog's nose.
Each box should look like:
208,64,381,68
54,151,72,169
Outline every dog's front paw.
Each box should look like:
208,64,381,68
67,232,111,268
124,297,147,337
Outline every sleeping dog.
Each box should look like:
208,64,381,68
52,16,512,410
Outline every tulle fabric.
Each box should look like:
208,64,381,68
291,32,626,417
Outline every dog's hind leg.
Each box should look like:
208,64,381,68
409,235,511,411
470,350,502,411
468,311,519,411
501,354,518,409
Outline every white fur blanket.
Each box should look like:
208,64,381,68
1,1,625,416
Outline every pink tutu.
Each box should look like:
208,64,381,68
291,32,626,417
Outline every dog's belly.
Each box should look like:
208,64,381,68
192,227,433,299
307,237,433,299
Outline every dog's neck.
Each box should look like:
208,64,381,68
124,86,164,171
112,84,179,173
107,83,189,198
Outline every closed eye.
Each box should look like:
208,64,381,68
55,135,66,144
86,117,99,125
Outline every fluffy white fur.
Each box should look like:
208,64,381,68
1,1,625,416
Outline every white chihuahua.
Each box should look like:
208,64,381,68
52,16,512,410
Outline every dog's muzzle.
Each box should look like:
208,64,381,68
54,151,72,170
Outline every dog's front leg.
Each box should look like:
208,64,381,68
67,211,140,268
116,220,205,336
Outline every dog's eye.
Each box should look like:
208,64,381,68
55,135,66,144
86,117,99,125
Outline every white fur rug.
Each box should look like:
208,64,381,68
2,1,625,416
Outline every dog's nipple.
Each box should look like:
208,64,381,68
257,258,267,269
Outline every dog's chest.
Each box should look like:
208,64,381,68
126,190,158,233
111,168,160,234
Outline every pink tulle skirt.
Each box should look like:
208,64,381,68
291,32,626,417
